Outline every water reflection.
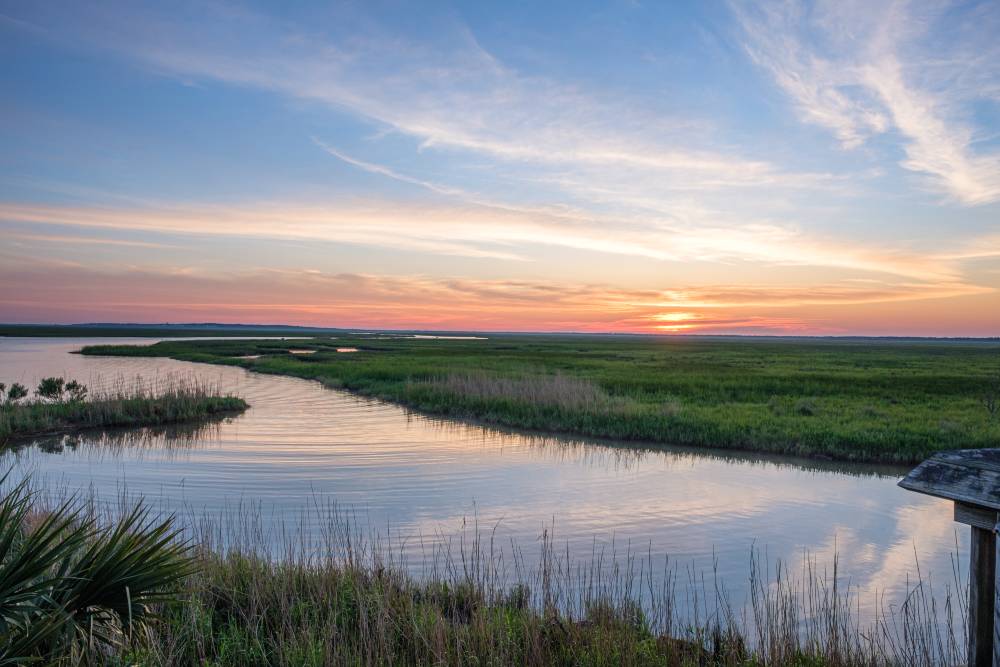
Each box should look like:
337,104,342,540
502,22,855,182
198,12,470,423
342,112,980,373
0,336,968,627
7,419,228,458
419,413,909,479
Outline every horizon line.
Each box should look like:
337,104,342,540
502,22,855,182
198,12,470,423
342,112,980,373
1,322,998,342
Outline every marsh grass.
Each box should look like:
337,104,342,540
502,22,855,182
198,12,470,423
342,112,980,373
421,372,631,414
0,375,247,444
1,489,940,667
137,515,964,666
0,475,963,666
82,336,1000,463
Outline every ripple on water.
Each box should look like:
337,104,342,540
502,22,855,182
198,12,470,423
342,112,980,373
0,337,967,625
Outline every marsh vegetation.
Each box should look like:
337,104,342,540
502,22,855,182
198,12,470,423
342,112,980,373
0,475,192,664
1,478,966,666
0,375,248,444
0,337,977,665
82,335,1000,463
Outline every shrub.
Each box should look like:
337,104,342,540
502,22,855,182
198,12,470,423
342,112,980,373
3,383,27,405
35,377,65,401
65,379,88,403
984,373,1000,420
0,474,194,663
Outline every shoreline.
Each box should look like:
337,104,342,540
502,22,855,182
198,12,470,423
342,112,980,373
0,386,249,445
76,336,1000,466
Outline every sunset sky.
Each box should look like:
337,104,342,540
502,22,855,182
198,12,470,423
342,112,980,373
2,1,999,335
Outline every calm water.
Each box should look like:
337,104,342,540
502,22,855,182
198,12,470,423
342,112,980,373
0,337,967,621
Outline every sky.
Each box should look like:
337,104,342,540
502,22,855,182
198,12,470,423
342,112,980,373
1,0,999,336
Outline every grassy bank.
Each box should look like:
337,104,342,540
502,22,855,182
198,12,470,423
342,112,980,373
7,482,961,666
128,546,955,666
0,377,248,443
81,335,1000,463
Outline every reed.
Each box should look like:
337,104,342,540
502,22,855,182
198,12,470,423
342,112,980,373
0,475,964,666
70,499,958,666
421,372,627,413
0,375,247,444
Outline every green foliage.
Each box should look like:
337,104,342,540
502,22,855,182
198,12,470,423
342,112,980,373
132,553,732,666
984,373,1000,420
0,378,247,443
64,380,87,403
24,378,87,404
794,398,819,416
113,524,954,666
82,335,1000,463
1,386,26,407
0,475,194,663
34,377,64,402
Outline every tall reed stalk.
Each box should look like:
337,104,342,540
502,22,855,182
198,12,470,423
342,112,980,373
47,496,959,666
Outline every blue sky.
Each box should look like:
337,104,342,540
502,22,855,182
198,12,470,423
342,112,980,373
1,1,999,334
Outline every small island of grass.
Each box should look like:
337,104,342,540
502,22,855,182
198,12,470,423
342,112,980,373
0,376,248,444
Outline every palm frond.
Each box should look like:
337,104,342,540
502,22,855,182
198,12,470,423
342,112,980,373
0,473,194,662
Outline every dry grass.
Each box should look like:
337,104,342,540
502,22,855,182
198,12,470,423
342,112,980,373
420,372,632,414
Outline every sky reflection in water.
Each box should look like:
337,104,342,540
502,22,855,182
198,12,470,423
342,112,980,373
0,337,967,622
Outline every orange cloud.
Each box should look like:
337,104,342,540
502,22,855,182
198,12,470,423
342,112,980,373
1,262,996,335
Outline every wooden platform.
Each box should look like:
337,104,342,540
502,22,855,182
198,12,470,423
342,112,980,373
899,448,1000,667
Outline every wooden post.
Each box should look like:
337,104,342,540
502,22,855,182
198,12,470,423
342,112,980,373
897,450,1000,666
994,521,1000,667
969,525,996,667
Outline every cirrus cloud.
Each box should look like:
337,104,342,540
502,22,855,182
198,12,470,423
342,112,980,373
735,0,1000,205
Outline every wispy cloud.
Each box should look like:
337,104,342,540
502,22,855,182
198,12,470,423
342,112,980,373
734,1,890,149
313,138,468,198
645,281,991,309
862,54,1000,205
2,1,999,335
736,0,1000,204
5,231,175,249
0,200,968,283
35,1,832,209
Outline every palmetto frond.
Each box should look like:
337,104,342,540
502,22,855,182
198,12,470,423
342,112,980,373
0,474,194,662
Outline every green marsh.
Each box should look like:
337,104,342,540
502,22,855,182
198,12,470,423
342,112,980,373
80,335,1000,463
0,376,248,444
